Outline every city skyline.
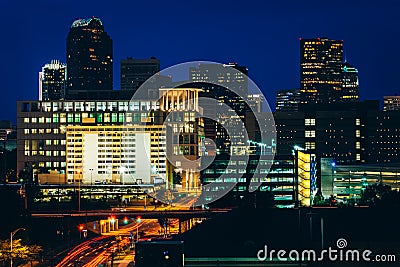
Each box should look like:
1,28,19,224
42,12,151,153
2,0,400,122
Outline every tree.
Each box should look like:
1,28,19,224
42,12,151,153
0,239,42,266
360,183,400,208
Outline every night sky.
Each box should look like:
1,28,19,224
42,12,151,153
1,0,400,122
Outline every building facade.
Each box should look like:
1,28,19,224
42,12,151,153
383,96,400,111
39,60,66,101
66,17,113,95
341,61,359,102
16,88,203,188
321,158,400,200
275,89,301,112
66,124,166,184
120,57,160,92
300,37,343,104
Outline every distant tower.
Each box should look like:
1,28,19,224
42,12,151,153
300,37,343,104
120,57,160,92
383,96,400,111
66,17,113,95
341,61,359,102
39,60,66,101
276,89,301,112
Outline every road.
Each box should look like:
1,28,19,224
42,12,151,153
55,219,176,267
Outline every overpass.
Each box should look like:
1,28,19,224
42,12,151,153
30,208,230,220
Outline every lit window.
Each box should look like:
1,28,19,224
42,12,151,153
305,118,316,126
356,142,361,149
305,130,316,137
305,142,316,149
24,118,29,123
356,130,361,138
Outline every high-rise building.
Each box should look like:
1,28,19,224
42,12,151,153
341,61,359,102
188,63,249,155
66,17,113,95
275,89,301,112
300,37,343,104
39,60,66,101
17,88,204,189
120,57,160,91
247,94,263,113
383,96,400,111
190,62,248,96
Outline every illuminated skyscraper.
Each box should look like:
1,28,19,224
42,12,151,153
39,60,66,101
66,17,113,95
341,61,359,102
188,63,249,155
300,37,343,104
383,95,400,111
275,89,301,112
120,57,160,91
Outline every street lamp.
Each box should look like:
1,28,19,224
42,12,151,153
10,228,26,267
136,216,142,242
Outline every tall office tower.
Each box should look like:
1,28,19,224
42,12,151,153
300,37,343,104
341,61,359,102
275,89,301,112
247,94,263,113
190,62,248,94
189,63,249,155
39,60,66,101
66,17,113,95
383,96,400,111
120,57,160,91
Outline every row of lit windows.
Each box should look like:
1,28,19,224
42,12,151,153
24,128,61,134
24,150,66,157
23,112,155,124
37,161,66,168
23,101,159,113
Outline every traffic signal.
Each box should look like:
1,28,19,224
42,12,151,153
136,216,142,223
124,217,129,224
78,225,84,231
